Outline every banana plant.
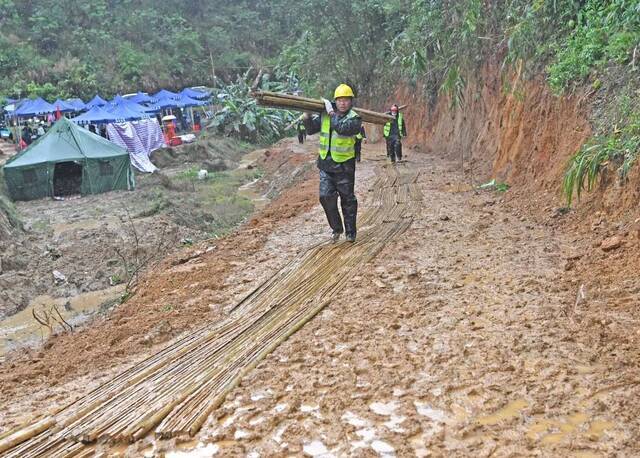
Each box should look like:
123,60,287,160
210,70,298,143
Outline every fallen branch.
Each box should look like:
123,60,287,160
32,309,53,334
53,304,73,332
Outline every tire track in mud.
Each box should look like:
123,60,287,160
0,164,421,457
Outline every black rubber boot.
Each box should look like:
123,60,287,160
319,170,345,234
335,171,357,237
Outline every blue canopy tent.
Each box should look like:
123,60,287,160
106,103,148,122
85,95,108,109
13,97,55,117
153,94,206,110
179,95,207,107
180,87,210,100
152,89,180,100
150,94,206,133
66,98,86,111
110,95,147,109
128,92,154,104
151,96,181,110
109,95,156,116
69,106,118,124
52,99,76,113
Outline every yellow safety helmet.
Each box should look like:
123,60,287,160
334,83,355,99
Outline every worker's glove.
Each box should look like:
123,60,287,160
322,98,334,116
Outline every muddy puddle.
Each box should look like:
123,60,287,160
0,285,123,356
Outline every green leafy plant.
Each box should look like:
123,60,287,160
564,85,640,205
440,66,466,108
564,135,640,205
548,0,640,93
209,71,298,144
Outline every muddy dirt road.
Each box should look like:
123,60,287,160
1,141,638,457
171,146,637,457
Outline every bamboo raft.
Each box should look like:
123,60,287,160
252,91,394,125
0,165,422,457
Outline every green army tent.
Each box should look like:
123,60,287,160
3,118,135,201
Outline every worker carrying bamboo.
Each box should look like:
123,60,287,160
355,126,366,162
303,83,362,243
383,104,407,163
297,121,306,144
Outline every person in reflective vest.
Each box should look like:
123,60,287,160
303,84,362,242
297,121,306,144
355,126,366,162
383,104,407,163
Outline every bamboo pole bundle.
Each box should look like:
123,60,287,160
0,418,55,454
3,166,423,458
252,91,394,125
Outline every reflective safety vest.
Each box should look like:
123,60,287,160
298,123,305,132
319,110,359,163
383,113,404,138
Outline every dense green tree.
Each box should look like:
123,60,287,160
1,0,638,105
0,0,300,99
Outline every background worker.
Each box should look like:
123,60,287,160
383,104,407,163
355,125,366,162
297,120,306,144
303,83,362,242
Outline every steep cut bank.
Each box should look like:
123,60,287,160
393,62,592,194
393,61,640,221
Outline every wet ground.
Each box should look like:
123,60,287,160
0,140,300,355
0,286,124,355
147,145,638,456
1,141,638,456
0,136,254,322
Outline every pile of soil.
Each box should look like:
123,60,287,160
150,133,247,171
0,161,21,242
